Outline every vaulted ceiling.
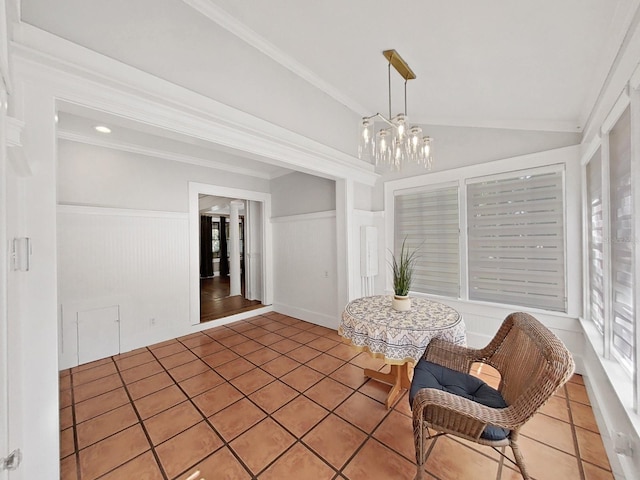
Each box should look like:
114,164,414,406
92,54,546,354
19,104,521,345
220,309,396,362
18,0,635,177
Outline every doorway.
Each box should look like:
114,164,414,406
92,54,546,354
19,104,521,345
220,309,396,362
189,183,273,325
199,195,262,321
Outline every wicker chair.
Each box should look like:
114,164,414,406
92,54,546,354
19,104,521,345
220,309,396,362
410,312,575,480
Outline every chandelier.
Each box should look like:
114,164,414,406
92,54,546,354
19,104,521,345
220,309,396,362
358,49,432,171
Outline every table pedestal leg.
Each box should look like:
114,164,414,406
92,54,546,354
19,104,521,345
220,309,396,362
364,363,412,409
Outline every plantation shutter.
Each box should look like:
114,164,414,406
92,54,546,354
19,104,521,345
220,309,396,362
394,186,460,297
609,106,635,370
586,149,605,334
466,167,566,312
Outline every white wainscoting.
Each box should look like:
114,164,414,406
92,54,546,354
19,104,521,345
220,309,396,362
57,205,190,369
271,211,339,329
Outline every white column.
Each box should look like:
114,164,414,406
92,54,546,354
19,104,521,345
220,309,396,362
229,200,244,297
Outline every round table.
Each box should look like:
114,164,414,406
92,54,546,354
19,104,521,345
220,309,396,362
339,295,466,408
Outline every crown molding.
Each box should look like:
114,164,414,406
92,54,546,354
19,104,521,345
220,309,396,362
57,129,277,180
12,23,379,186
183,0,369,117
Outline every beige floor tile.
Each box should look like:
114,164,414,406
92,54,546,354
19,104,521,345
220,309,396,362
72,362,117,386
303,414,366,469
425,436,499,480
126,372,174,401
209,398,266,441
73,373,123,403
330,362,367,389
114,350,156,371
272,395,329,437
260,355,301,377
78,425,150,480
230,418,296,474
372,410,415,461
305,377,354,410
192,381,244,417
343,438,416,480
521,412,575,455
134,385,187,419
249,380,298,413
99,451,163,480
160,349,198,370
76,403,138,449
119,361,164,384
229,367,275,395
335,392,388,433
306,353,345,375
144,401,203,445
281,365,325,392
260,443,336,479
74,387,129,423
176,447,251,480
154,422,222,478
576,426,611,470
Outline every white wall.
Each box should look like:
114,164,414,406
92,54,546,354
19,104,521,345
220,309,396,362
270,171,336,217
56,141,274,368
272,211,338,328
58,140,270,211
57,207,190,369
370,125,580,210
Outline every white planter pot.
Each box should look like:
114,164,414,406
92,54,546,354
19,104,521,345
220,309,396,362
392,295,411,312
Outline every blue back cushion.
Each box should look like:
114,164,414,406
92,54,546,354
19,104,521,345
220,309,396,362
409,359,510,441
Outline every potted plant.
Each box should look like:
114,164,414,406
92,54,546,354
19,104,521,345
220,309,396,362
390,237,419,311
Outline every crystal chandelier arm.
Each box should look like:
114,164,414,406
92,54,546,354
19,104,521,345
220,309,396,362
361,112,394,126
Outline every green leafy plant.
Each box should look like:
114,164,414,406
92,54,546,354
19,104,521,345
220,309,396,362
390,237,420,296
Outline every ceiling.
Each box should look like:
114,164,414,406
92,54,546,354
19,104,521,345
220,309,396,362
20,0,627,134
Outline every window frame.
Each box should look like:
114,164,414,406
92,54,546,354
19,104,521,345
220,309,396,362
384,156,575,317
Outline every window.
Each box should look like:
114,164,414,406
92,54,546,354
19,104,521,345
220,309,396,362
466,167,566,312
394,185,460,297
212,221,220,258
586,148,605,335
608,106,634,372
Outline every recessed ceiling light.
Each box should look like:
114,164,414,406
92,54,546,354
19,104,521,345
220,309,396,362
94,125,111,134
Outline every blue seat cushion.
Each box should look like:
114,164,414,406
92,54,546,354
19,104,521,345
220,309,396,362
409,359,510,441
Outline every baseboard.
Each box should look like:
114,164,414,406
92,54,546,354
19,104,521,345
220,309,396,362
272,303,340,330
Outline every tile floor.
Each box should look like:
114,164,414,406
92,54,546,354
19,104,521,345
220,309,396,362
59,312,614,480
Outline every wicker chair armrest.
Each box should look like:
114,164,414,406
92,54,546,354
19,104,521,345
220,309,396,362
412,388,521,438
423,338,484,374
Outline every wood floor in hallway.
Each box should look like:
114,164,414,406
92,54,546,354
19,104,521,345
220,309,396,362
200,276,263,322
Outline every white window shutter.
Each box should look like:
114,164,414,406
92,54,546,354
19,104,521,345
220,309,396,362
466,168,566,312
587,149,605,334
394,186,460,297
609,106,635,370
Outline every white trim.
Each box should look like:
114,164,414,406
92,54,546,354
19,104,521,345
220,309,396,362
57,130,276,180
415,115,582,133
182,0,369,117
630,85,640,411
11,24,379,186
602,87,631,134
464,162,565,185
580,133,602,166
56,204,188,219
272,303,339,330
270,210,336,224
188,182,273,326
630,60,640,91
